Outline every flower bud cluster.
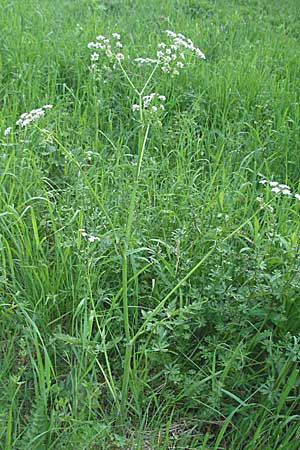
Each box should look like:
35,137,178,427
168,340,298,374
15,105,53,127
132,93,166,115
87,33,124,70
259,179,300,200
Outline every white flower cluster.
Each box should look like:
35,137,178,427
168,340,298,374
79,228,100,243
156,30,205,75
16,105,53,127
134,30,205,75
165,30,206,59
132,93,166,114
4,127,12,136
259,179,300,200
87,32,124,69
134,57,158,65
155,40,185,75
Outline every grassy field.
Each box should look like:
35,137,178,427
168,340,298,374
1,0,300,448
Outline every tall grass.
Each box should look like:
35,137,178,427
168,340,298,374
1,0,300,448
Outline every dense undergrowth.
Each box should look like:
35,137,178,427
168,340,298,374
1,0,300,448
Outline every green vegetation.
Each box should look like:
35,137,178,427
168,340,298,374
1,0,300,448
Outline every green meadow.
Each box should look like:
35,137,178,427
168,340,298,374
1,0,300,448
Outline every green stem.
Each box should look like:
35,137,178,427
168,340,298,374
118,61,139,95
126,123,150,240
120,122,150,424
140,62,159,96
120,246,132,420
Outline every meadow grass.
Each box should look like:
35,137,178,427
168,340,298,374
1,0,300,448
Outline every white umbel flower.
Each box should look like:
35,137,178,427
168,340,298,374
132,93,166,116
79,229,100,243
259,178,300,201
91,52,99,62
16,105,53,127
87,32,124,68
271,187,281,194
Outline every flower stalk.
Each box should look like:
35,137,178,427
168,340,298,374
120,121,150,423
